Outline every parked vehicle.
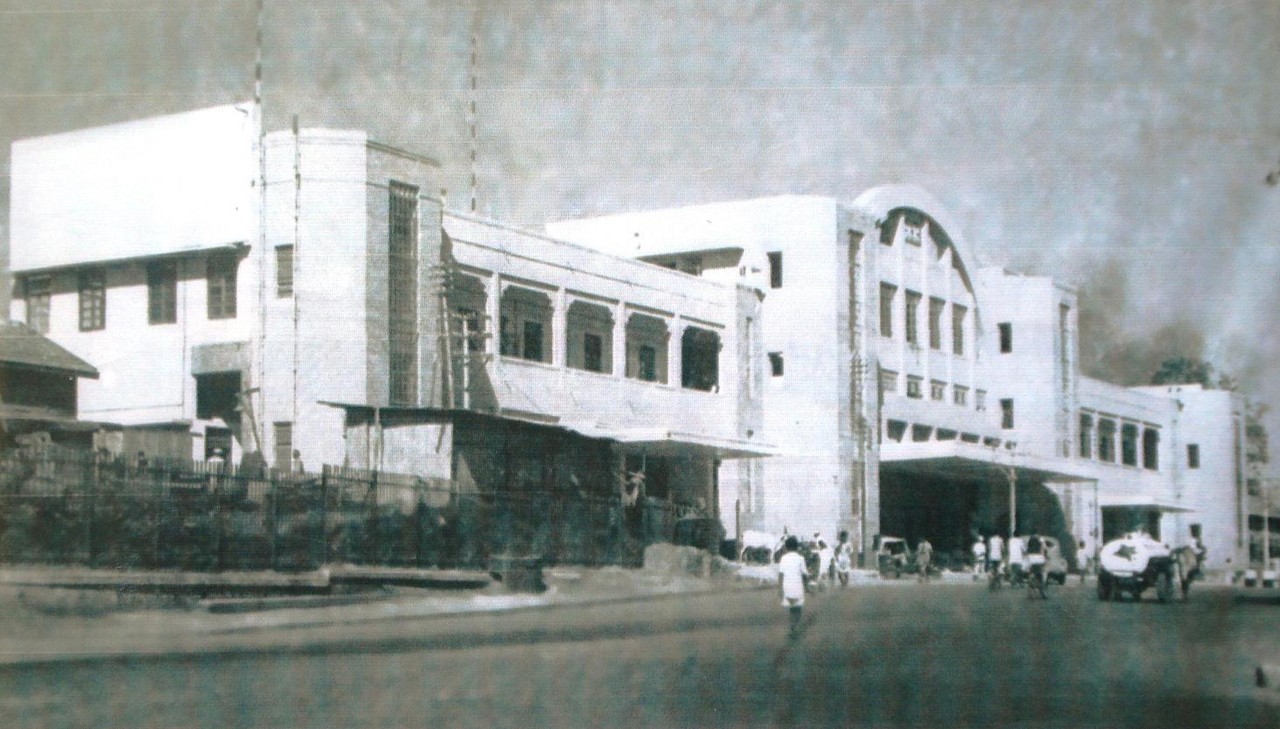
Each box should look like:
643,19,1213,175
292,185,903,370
873,535,912,579
1096,532,1178,603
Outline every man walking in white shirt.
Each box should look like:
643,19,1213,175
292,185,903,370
778,535,809,639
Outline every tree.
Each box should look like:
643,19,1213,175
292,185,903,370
1150,356,1216,387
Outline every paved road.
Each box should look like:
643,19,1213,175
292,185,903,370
2,579,1277,728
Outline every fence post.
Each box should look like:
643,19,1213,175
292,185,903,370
319,467,329,567
85,457,98,567
268,476,278,571
367,470,379,565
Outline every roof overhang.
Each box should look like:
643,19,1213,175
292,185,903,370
319,402,775,459
880,439,1095,484
1097,493,1195,513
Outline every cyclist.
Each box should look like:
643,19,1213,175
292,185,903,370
1025,535,1048,599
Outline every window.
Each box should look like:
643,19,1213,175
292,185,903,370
879,283,896,338
1079,414,1094,458
388,181,419,405
273,422,293,470
681,326,720,392
1121,423,1138,466
953,385,968,406
276,245,294,297
906,376,923,399
768,352,784,377
582,332,603,373
1098,419,1116,462
1000,399,1014,429
930,380,946,401
24,276,51,334
1143,427,1159,470
928,297,944,350
1187,444,1201,469
195,371,240,421
998,322,1013,353
78,269,105,331
767,252,783,289
879,369,898,395
147,261,177,324
952,305,967,355
627,313,668,384
206,253,238,320
903,215,922,245
975,389,987,411
500,287,552,364
904,291,921,346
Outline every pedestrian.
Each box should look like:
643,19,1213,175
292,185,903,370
972,536,987,580
778,535,808,639
916,538,934,583
1008,535,1026,585
1078,539,1090,584
834,530,854,587
291,449,306,474
987,533,1004,576
817,539,834,589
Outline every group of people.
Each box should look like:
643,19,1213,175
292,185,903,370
971,533,1049,594
775,529,857,638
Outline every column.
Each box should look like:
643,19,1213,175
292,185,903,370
669,316,683,388
612,302,627,378
552,288,567,368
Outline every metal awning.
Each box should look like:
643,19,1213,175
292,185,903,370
880,439,1094,483
1097,493,1195,513
320,402,776,459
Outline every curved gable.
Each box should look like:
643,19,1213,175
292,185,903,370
850,184,977,295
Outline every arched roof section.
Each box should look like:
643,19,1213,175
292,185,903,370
850,184,977,296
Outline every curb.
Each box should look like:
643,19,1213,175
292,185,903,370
0,581,768,671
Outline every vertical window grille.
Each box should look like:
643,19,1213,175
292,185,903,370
273,422,293,471
767,251,783,289
1079,414,1094,458
388,181,419,405
879,283,896,338
952,304,966,356
928,297,944,350
583,332,603,372
147,261,177,324
276,245,294,298
1121,423,1138,466
78,269,106,331
904,291,921,345
24,276,51,334
206,253,238,320
522,321,544,362
638,345,657,382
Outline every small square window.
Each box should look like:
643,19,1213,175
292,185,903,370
930,380,946,401
953,386,968,406
768,352,784,377
1187,444,1200,469
1000,399,1014,429
879,369,898,394
906,376,923,399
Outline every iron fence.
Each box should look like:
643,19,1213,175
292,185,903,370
0,448,695,571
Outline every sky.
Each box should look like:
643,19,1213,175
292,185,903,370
2,0,1279,440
